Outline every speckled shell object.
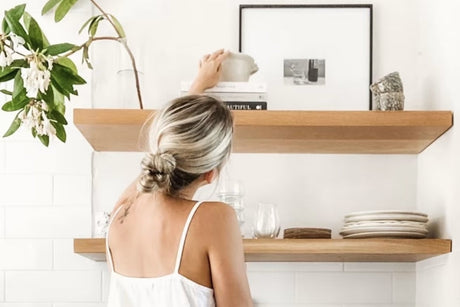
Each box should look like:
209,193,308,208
370,72,405,110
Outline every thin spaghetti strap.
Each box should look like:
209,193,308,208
106,205,124,272
174,201,203,274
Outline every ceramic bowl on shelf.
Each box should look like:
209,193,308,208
220,52,259,82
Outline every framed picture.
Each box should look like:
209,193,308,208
239,5,373,110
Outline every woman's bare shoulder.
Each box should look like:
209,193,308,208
194,201,240,242
197,201,236,222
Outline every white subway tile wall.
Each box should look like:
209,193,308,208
0,208,4,237
53,239,107,271
5,271,101,301
0,240,53,270
5,207,91,238
393,273,416,303
53,175,92,206
0,272,3,301
0,174,53,205
0,304,52,307
296,273,393,304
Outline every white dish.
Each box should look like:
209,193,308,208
343,220,427,227
342,231,427,239
345,214,428,223
345,210,427,218
340,226,428,236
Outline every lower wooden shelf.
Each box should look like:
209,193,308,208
74,238,451,262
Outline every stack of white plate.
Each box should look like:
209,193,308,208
340,210,429,239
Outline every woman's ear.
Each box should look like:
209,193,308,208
203,169,217,184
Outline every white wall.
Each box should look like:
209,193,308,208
415,0,460,306
0,0,444,306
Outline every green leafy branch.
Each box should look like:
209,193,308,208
0,0,143,147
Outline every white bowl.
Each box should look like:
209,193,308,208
220,52,258,82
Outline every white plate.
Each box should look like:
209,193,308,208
343,220,427,227
342,231,427,239
345,210,427,218
340,226,428,236
345,214,428,223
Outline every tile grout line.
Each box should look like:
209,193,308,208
51,175,55,206
100,270,104,302
51,239,54,270
2,143,6,172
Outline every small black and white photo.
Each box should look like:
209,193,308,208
284,59,326,85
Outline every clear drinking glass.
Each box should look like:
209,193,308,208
253,203,280,239
217,179,245,233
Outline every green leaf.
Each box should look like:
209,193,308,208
2,98,29,111
2,18,9,34
3,112,21,137
42,0,62,15
49,109,67,125
109,14,126,38
2,4,26,34
0,67,18,82
12,70,26,101
50,75,70,98
24,12,50,47
4,10,30,47
52,63,86,85
0,89,13,95
38,86,54,107
31,127,37,137
27,16,44,50
9,59,28,68
46,43,76,56
79,16,97,34
50,63,85,98
8,4,26,21
37,134,49,146
52,86,65,113
88,15,104,37
54,0,79,22
82,45,93,69
22,11,31,29
55,57,77,73
51,121,66,142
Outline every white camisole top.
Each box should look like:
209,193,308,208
106,201,216,307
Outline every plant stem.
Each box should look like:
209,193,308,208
89,0,119,35
90,0,144,109
60,36,119,58
120,39,143,109
3,42,26,57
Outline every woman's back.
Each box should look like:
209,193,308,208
107,50,252,306
107,194,221,306
108,194,211,285
107,192,251,306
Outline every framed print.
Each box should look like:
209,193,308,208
239,5,373,110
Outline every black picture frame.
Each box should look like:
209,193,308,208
239,4,373,110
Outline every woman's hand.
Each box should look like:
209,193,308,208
189,49,229,94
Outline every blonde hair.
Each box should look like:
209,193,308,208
137,95,233,196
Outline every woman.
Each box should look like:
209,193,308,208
106,49,253,307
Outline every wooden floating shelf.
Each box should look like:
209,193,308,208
73,109,453,154
74,238,452,262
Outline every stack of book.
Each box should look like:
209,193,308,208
180,81,267,110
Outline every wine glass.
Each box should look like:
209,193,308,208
253,203,280,239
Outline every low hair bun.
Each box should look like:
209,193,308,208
137,152,177,193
